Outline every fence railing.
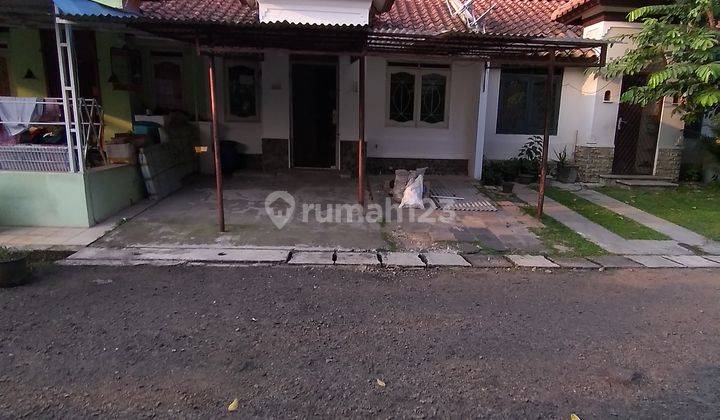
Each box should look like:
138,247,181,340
0,97,104,173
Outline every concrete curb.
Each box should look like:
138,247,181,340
60,247,720,270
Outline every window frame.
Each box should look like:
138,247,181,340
495,67,563,136
385,63,451,129
224,59,261,123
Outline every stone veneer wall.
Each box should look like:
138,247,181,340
574,146,614,182
340,141,360,177
654,148,682,181
261,138,289,173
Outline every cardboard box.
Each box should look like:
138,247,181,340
106,143,137,165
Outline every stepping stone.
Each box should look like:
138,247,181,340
463,254,513,268
471,228,509,251
549,257,600,269
506,255,559,268
380,252,426,267
664,255,720,268
626,255,683,268
588,255,642,268
451,228,478,242
335,252,381,266
288,251,335,265
422,252,471,267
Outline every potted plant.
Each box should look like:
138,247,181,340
517,135,542,184
0,247,29,288
554,146,579,183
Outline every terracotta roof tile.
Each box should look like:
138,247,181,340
375,0,581,37
139,0,257,24
136,0,582,38
551,0,594,21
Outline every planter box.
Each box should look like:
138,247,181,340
556,166,579,184
0,254,29,287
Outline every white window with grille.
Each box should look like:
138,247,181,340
386,63,450,128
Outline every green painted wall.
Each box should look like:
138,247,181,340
95,32,134,139
183,48,208,118
85,164,145,223
0,165,145,227
7,28,47,97
0,171,91,227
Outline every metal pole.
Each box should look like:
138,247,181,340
64,24,84,173
357,56,366,206
54,7,76,173
208,57,225,232
536,51,555,219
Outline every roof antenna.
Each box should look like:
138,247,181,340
445,0,494,31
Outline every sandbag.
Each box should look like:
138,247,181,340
399,174,425,209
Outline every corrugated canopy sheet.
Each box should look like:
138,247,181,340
53,0,136,18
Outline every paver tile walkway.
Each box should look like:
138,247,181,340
559,186,720,255
515,185,692,256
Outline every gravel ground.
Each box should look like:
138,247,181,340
1,264,719,418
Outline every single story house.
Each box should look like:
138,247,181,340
0,0,683,228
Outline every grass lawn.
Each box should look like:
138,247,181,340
543,186,668,240
599,184,720,241
521,206,606,257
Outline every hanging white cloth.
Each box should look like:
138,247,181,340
0,97,41,136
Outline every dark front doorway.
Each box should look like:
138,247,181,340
40,29,101,102
291,59,337,168
612,75,662,175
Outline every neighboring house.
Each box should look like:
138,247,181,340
0,0,683,228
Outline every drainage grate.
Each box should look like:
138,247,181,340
428,184,497,212
437,199,497,212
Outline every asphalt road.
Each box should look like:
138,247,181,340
1,264,719,418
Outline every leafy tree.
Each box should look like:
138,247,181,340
602,0,720,124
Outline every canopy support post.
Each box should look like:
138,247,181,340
357,55,366,206
208,56,225,232
536,50,555,220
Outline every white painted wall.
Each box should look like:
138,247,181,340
482,67,591,160
364,57,484,165
261,52,291,141
258,0,373,25
338,56,359,142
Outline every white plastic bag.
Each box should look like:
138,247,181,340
399,174,425,209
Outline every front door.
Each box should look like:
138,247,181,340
612,75,662,175
291,60,337,168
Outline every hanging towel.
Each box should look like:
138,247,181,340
0,97,41,136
